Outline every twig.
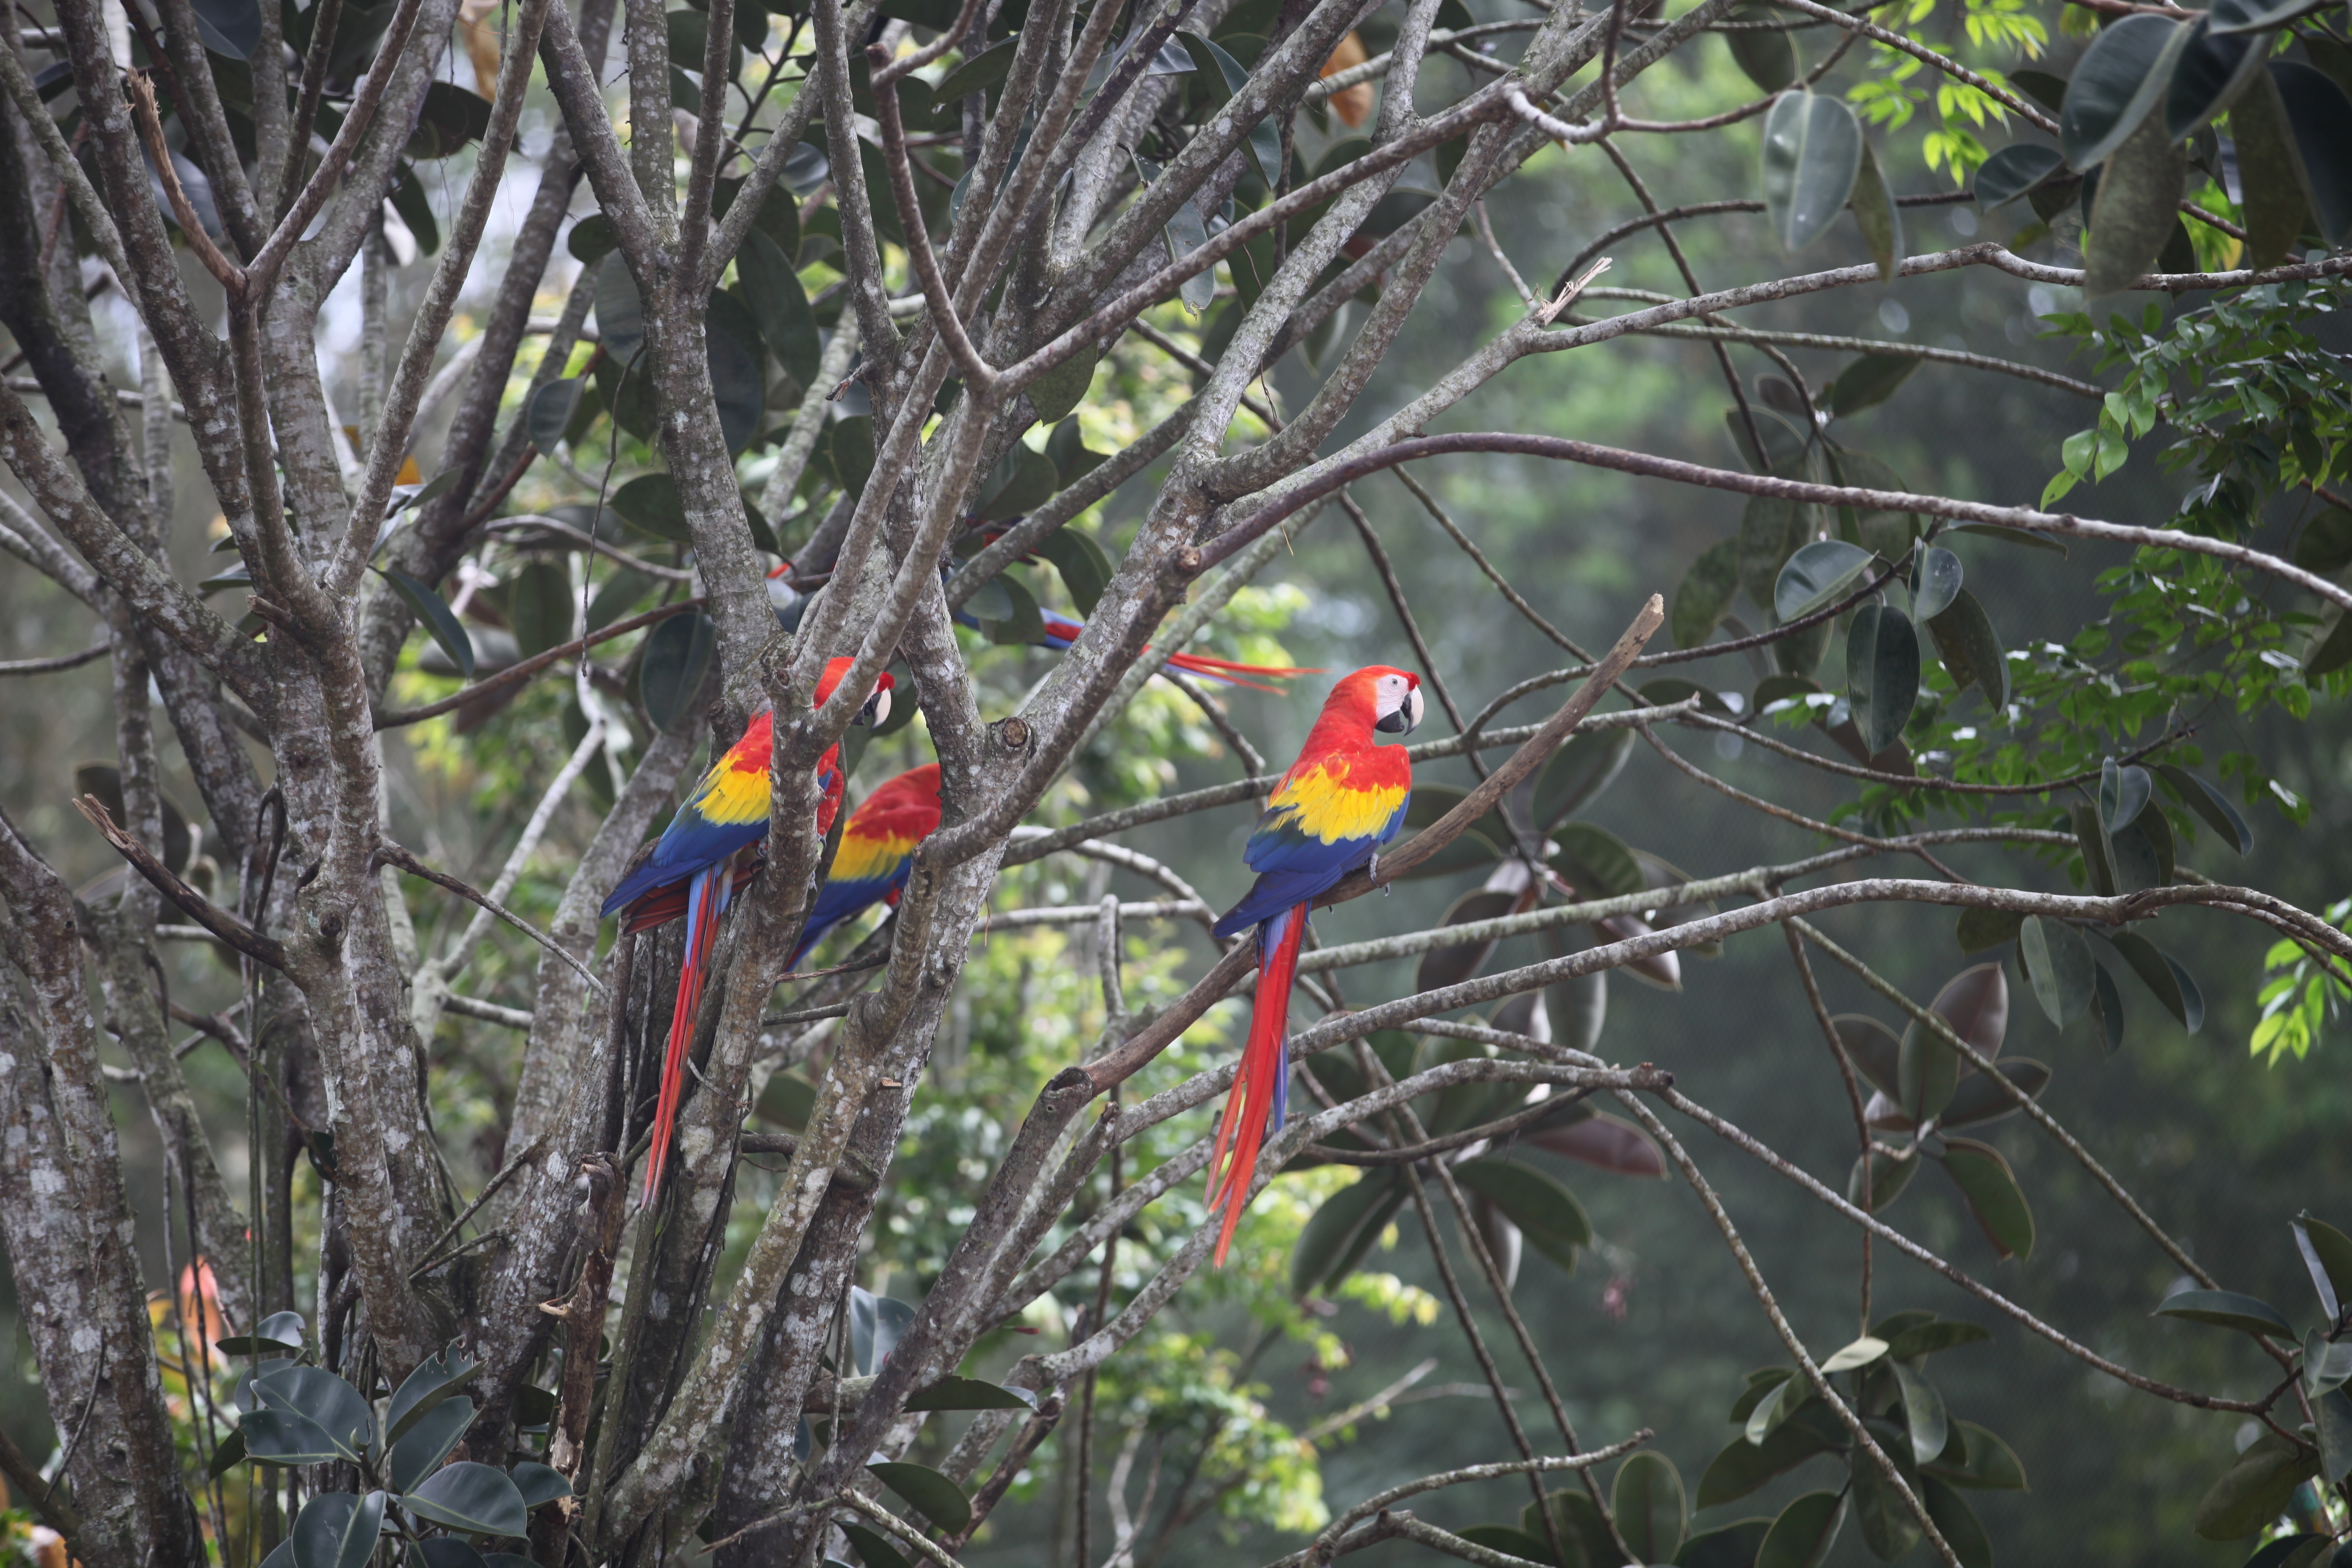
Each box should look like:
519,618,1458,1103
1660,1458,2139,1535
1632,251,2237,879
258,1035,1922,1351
0,640,108,675
373,841,607,995
374,597,703,728
74,797,289,972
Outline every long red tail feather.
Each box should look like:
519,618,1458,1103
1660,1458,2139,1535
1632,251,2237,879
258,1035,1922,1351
1210,905,1305,1265
1163,650,1323,695
642,866,724,1207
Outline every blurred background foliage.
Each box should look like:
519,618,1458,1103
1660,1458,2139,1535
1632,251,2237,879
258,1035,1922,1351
4,0,2350,1558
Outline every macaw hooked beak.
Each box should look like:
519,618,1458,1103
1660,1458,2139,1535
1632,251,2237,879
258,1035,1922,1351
1376,686,1424,735
854,684,892,728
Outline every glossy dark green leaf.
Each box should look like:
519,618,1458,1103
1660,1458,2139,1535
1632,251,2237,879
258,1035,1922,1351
1953,906,2022,954
738,230,821,389
1851,142,1903,283
1730,405,1815,480
1552,822,1644,900
1942,1058,2050,1127
414,1542,489,1568
638,612,716,731
2212,0,2337,32
1454,1525,1552,1563
2019,916,2094,1026
2295,1212,2352,1320
1945,521,2066,556
1826,353,1921,417
1416,889,1519,995
2102,928,2193,1029
568,214,614,263
1530,1110,1666,1179
1730,1367,1797,1426
868,1462,972,1534
1181,33,1284,191
240,1408,341,1466
1034,528,1113,615
1890,1361,1949,1465
1029,343,1099,425
508,561,572,661
206,1426,248,1478
849,1288,916,1376
1975,142,2066,207
290,1490,383,1568
1453,1158,1590,1273
585,568,656,633
717,173,800,257
1756,1489,1847,1568
2306,603,2352,679
2070,800,2120,898
387,1396,474,1493
381,568,475,678
1850,1441,1921,1562
1724,5,1796,92
1852,1148,1920,1210
979,570,1045,647
1522,1488,1620,1568
904,1376,1038,1412
1897,1003,1959,1127
2165,13,2267,139
840,1523,914,1568
1533,729,1636,830
402,1460,529,1537
1401,785,1508,879
2272,62,2352,246
1845,602,1919,757
2059,15,2184,169
705,295,766,455
192,0,262,57
611,473,690,541
511,1461,571,1508
1774,539,1874,622
1940,1137,2035,1260
406,82,493,158
1615,1452,1689,1563
2099,759,2152,833
2092,962,2126,1053
2086,111,2189,296
829,415,877,497
2155,1287,2295,1339
1834,1014,1901,1098
1922,1420,2028,1491
1696,1420,1834,1507
977,445,1059,523
1761,91,1864,250
1882,1319,1993,1359
1677,1517,1773,1568
2231,68,2316,269
2240,1534,2335,1568
594,258,645,361
527,377,586,458
935,35,1017,99
255,1366,372,1456
2192,1433,2317,1540
1921,1479,1993,1568
2313,1389,2352,1482
1910,547,1962,622
1673,537,1743,649
2154,764,2252,853
387,1345,480,1445
1293,1170,1409,1296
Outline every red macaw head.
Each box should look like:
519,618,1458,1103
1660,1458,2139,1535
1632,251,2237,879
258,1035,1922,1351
1340,665,1424,735
815,655,895,728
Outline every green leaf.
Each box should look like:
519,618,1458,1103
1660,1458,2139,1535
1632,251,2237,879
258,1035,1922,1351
979,570,1045,647
254,1366,373,1457
1897,998,1959,1126
568,214,614,263
2192,1433,2318,1540
192,0,261,56
406,82,493,159
1890,1361,1949,1465
2212,0,2337,30
1455,1525,1553,1563
1756,1489,1846,1568
2019,916,2094,1026
1522,1488,1620,1568
1673,537,1744,648
935,36,1017,98
1452,1158,1590,1273
1851,142,1903,284
1614,1452,1688,1563
1730,1367,1797,1424
637,612,716,731
594,260,645,362
2231,68,2316,269
850,1288,917,1376
2272,62,2352,247
1551,822,1644,900
238,1409,343,1467
1534,729,1636,830
1416,889,1519,995
2153,764,2251,853
830,416,877,496
1922,1420,2027,1491
1851,1147,1920,1210
2241,1535,2335,1568
1774,540,1875,622
1293,1170,1409,1295
2092,962,2126,1054
386,1345,480,1445
387,1396,474,1493
1921,1479,1993,1568
2307,1329,2352,1400
2154,1287,2295,1339
1697,1421,1834,1507
1820,1336,1890,1375
1849,1440,1921,1562
2101,928,2190,1028
2295,1212,2352,1322
1761,91,1864,250
1939,1137,2035,1260
1029,344,1099,425
1034,528,1113,615
1909,547,1962,623
1824,354,1920,419
839,1523,914,1568
511,1462,571,1508
509,560,573,661
401,1460,529,1537
2058,15,2184,169
1882,1320,1993,1359
381,568,475,678
1975,143,2066,207
1724,4,1795,92
1941,1058,2050,1128
2314,1389,2352,1483
977,444,1060,522
1845,602,1919,757
290,1491,384,1568
1834,1014,1901,1098
2070,800,2118,898
2086,111,2189,297
705,293,767,455
586,568,656,634
527,377,586,457
1677,1518,1773,1568
2164,13,2267,139
2099,759,2152,833
1954,906,2023,954
868,1462,972,1535
904,1376,1038,1412
611,473,691,541
738,230,821,389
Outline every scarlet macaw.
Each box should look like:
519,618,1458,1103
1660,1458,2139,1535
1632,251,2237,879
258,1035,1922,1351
603,654,893,1204
787,762,941,969
1207,666,1423,1263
